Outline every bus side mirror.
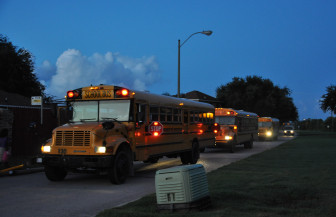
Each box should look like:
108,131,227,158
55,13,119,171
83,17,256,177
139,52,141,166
135,122,143,129
102,121,115,130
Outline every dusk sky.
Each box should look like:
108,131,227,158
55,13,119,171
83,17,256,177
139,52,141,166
1,0,335,120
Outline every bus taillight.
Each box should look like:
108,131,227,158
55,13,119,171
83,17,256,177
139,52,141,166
213,123,220,134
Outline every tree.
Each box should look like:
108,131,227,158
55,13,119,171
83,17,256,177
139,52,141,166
320,85,336,131
216,75,298,122
320,85,336,115
0,34,46,98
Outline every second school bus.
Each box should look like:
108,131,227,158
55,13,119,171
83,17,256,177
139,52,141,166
214,108,258,152
258,117,280,140
41,84,215,184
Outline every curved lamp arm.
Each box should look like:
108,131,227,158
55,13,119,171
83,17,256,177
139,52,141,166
180,30,213,47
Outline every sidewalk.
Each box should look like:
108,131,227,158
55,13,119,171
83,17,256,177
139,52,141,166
0,155,44,177
0,165,44,176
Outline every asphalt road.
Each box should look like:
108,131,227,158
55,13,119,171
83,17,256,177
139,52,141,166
0,135,294,217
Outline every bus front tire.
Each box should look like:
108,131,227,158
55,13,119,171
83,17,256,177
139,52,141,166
244,140,253,149
44,166,67,181
109,150,130,184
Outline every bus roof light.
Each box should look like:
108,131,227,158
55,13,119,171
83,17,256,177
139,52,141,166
67,91,74,98
115,88,130,97
121,89,129,96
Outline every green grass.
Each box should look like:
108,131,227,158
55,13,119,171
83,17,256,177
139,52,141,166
97,132,336,217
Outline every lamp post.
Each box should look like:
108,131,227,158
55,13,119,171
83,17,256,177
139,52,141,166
177,30,212,98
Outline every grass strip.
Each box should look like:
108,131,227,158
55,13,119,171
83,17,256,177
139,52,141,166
97,132,336,217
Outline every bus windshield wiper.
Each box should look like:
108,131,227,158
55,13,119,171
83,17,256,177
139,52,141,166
101,117,121,124
80,118,96,122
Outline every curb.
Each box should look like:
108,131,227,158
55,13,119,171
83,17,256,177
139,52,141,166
0,166,44,177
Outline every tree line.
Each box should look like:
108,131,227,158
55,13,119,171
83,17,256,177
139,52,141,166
0,34,46,98
216,76,298,122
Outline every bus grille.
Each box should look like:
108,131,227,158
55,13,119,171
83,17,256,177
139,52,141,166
55,131,91,146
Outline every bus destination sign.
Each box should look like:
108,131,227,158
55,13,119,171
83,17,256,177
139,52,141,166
82,90,113,99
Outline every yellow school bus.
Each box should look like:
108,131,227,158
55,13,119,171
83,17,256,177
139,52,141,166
41,85,215,184
214,108,258,152
258,117,280,140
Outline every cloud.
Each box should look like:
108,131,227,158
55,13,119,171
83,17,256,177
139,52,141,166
35,49,160,98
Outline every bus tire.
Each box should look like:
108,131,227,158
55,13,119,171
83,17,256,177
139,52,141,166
180,141,200,164
109,150,130,184
230,143,236,153
244,140,253,149
189,140,200,164
44,166,67,181
230,137,237,153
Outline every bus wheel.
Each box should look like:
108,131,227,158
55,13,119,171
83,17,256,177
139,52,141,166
44,166,67,181
109,150,130,184
190,141,200,164
180,141,200,164
244,140,253,149
230,143,236,153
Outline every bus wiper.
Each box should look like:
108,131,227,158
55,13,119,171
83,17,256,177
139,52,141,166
80,118,96,122
101,117,121,124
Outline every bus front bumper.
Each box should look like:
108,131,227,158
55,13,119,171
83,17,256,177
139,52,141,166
215,140,234,147
42,154,114,168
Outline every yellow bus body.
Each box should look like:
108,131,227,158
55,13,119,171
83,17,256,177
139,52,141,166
214,108,258,152
258,117,280,140
41,85,215,184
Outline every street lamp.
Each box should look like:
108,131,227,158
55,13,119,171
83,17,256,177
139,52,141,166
177,30,213,98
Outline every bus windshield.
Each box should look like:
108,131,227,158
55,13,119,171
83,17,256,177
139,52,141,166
71,100,130,122
215,116,235,125
258,122,272,127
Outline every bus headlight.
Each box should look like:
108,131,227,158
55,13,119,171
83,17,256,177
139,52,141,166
95,146,106,153
225,135,233,140
41,145,51,153
290,130,294,133
266,131,272,137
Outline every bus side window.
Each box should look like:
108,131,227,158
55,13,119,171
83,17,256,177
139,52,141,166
150,106,159,121
173,109,181,123
136,104,147,124
189,111,194,123
183,110,189,124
